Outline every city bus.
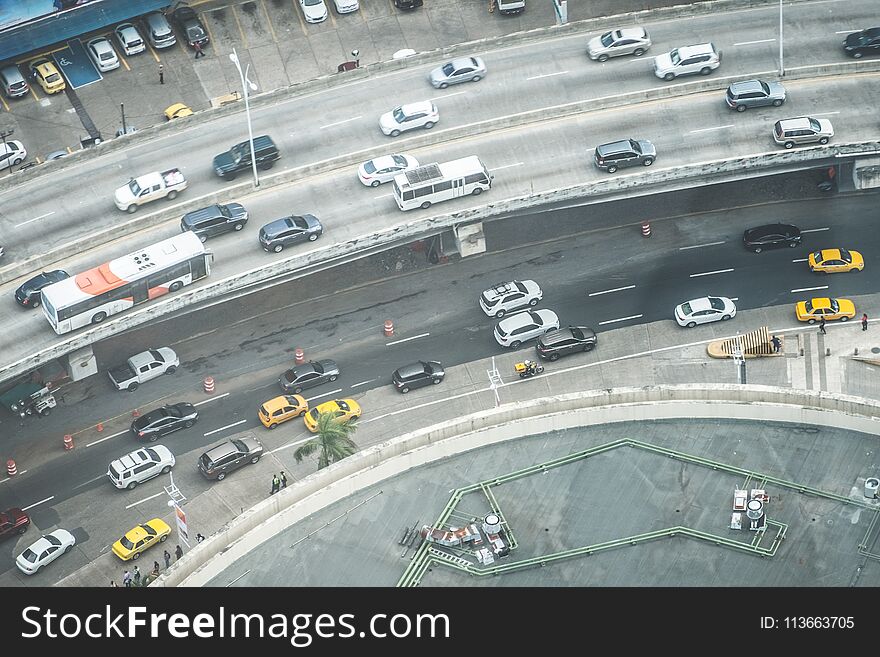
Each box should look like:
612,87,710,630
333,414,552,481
392,155,492,211
41,231,212,334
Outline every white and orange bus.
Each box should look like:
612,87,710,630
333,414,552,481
41,231,212,334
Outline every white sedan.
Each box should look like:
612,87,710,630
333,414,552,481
674,296,737,327
358,154,419,187
86,37,120,72
300,0,328,23
16,528,76,575
332,0,359,12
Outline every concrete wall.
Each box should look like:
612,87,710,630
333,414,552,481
159,384,880,587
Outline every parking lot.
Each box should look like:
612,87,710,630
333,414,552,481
0,0,679,169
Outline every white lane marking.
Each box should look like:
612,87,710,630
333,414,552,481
733,38,776,45
589,285,635,297
729,297,739,302
689,268,735,278
688,125,735,134
22,496,54,511
801,227,830,233
0,471,27,483
526,70,569,80
203,419,247,437
386,332,430,346
599,314,643,326
810,111,840,116
271,436,313,453
791,285,828,293
835,29,861,34
319,116,362,129
306,388,343,402
74,474,107,489
86,429,129,447
15,211,55,228
125,491,164,509
226,570,251,587
373,192,393,200
351,379,378,388
679,241,725,250
194,392,230,407
492,162,524,171
792,258,809,263
429,91,466,101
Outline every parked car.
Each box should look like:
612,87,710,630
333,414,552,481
0,65,28,98
0,140,27,167
675,296,736,327
111,518,170,560
213,135,279,180
164,103,193,120
144,11,176,49
300,0,329,23
259,214,322,252
394,0,422,8
259,394,308,429
429,56,487,88
796,297,855,323
332,0,359,13
304,398,361,432
172,5,209,48
131,403,198,442
107,445,175,490
16,529,75,574
494,309,560,348
198,436,263,480
108,347,179,392
536,326,597,360
479,280,542,318
358,153,419,186
742,223,801,253
181,203,248,241
0,508,30,540
594,139,655,173
392,361,445,393
279,359,340,394
808,248,864,274
86,37,120,72
773,117,833,148
587,27,651,61
379,101,439,137
14,270,68,308
843,27,880,58
654,43,721,81
725,79,785,111
114,23,146,55
29,58,65,94
496,0,525,14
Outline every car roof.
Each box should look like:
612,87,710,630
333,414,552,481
401,101,434,113
395,361,428,378
747,223,798,236
597,139,635,154
729,79,764,93
779,117,813,129
616,27,647,38
677,43,715,57
263,395,299,411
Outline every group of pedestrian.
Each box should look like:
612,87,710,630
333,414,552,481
270,471,288,495
115,545,185,586
769,313,869,353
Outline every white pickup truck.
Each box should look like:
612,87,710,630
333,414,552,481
108,348,180,392
114,169,187,213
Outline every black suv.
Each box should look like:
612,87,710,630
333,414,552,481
843,27,880,59
594,139,656,173
131,403,198,442
392,361,445,393
213,135,279,181
172,6,209,48
536,326,597,361
181,203,248,241
15,270,68,308
742,223,801,253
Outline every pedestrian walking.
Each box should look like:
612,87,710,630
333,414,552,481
196,533,205,543
819,317,827,335
280,471,288,489
164,549,171,569
271,473,280,495
158,63,164,84
152,561,160,576
110,580,118,587
193,42,205,59
133,565,141,585
863,313,869,331
175,544,183,560
123,569,132,587
771,335,781,353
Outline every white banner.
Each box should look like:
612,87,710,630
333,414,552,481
173,502,190,547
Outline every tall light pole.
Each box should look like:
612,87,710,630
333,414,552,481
778,0,784,77
229,48,260,188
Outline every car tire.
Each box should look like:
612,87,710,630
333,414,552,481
132,552,140,560
401,386,410,394
259,161,274,171
528,298,539,307
423,122,434,129
643,158,654,167
92,311,107,324
128,382,139,392
148,434,159,442
807,318,816,324
819,137,829,145
390,130,401,137
736,105,747,112
159,534,168,542
65,544,72,553
753,246,762,253
772,99,783,107
273,244,284,253
40,407,51,417
722,314,731,321
788,241,798,248
784,141,795,149
217,472,226,480
184,420,194,429
268,423,277,430
12,156,23,166
308,233,319,241
420,201,431,209
294,387,303,394
510,341,522,349
250,455,261,464
233,223,244,231
329,375,338,382
597,54,609,62
32,299,41,308
840,316,849,322
225,172,237,181
126,205,137,214
549,353,560,361
633,48,645,57
606,165,618,173
583,344,594,352
371,180,381,187
298,410,306,417
167,190,178,200
199,234,208,243
127,481,138,490
472,75,481,82
165,366,177,375
17,526,27,534
161,465,172,474
663,72,675,81
169,281,183,292
687,321,697,328
439,82,448,89
700,67,712,75
853,51,863,59
495,309,505,318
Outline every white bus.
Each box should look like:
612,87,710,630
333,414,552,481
392,155,492,211
41,231,212,334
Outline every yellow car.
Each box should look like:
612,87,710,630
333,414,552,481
795,297,856,324
164,103,193,120
29,58,66,94
112,518,171,561
259,394,308,429
304,399,361,432
808,248,864,274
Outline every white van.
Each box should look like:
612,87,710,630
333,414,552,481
107,445,175,490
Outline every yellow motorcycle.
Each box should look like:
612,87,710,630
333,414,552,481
514,360,544,379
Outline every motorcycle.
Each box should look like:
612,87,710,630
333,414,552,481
514,360,544,378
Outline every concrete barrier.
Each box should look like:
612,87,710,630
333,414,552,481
159,383,880,587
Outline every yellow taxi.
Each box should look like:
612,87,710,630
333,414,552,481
29,58,66,94
112,518,171,561
795,297,856,324
164,103,193,120
808,248,864,274
304,399,362,432
259,394,308,429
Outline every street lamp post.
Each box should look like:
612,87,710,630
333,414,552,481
228,48,260,188
0,127,14,175
778,0,784,77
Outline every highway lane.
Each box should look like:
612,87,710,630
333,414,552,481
1,72,878,369
0,0,877,258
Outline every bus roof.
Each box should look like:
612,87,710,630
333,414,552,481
396,156,485,188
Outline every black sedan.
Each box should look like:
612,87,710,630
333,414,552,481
843,27,880,59
259,214,323,253
131,403,198,442
279,359,339,394
536,326,598,361
392,361,444,393
172,6,209,48
15,270,69,308
742,223,801,253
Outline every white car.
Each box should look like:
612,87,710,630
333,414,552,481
108,445,176,490
86,37,120,72
358,153,420,187
494,309,560,348
379,101,439,137
16,528,76,575
479,280,543,318
654,43,721,81
0,140,26,167
332,0,359,13
115,23,146,56
300,0,329,23
674,296,737,327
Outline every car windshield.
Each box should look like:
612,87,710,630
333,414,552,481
441,62,455,75
309,409,320,421
128,179,142,195
680,302,693,315
830,300,840,312
391,155,408,167
145,448,159,460
363,160,377,174
232,439,248,452
290,216,308,229
709,298,725,310
166,406,182,418
669,49,680,65
219,205,233,218
600,31,615,47
313,362,325,374
571,328,584,340
141,524,157,537
304,0,322,5
392,107,406,122
337,401,350,411
839,249,852,262
808,118,821,131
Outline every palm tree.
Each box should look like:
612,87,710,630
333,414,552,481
294,411,358,470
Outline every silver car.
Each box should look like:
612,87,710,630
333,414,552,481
358,153,419,186
773,117,834,148
429,56,487,89
725,79,786,112
115,23,146,56
16,529,76,575
587,27,651,62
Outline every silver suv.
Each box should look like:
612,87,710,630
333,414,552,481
198,436,263,481
479,280,543,318
773,117,834,148
654,43,721,81
725,79,786,112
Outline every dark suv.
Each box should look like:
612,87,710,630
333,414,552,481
594,139,656,173
843,27,880,58
536,326,597,360
198,436,263,481
392,361,445,393
259,214,323,253
213,135,279,180
181,203,248,241
172,5,209,48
